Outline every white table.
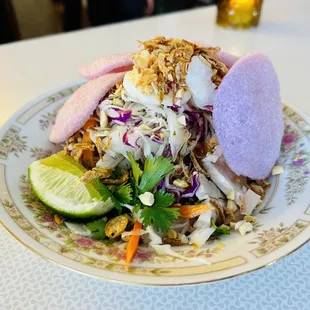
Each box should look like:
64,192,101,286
1,0,310,309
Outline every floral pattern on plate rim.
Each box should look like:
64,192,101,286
281,109,310,206
0,126,27,159
0,92,309,279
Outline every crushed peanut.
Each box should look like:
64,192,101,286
163,237,183,246
167,230,178,239
249,183,265,198
112,98,124,107
224,206,236,222
54,214,63,225
256,179,271,189
226,200,238,213
244,215,257,223
230,222,236,230
173,179,189,188
205,136,219,153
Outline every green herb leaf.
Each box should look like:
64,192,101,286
127,152,141,199
140,191,178,232
133,202,141,214
153,190,175,208
140,205,179,233
127,152,140,187
107,185,117,193
129,175,137,201
139,156,174,193
113,183,133,204
109,167,123,179
210,218,230,235
86,218,107,240
93,179,121,212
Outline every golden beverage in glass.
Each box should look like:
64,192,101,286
217,0,263,29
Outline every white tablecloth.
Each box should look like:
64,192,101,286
1,0,310,309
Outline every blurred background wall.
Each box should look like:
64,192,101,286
1,0,216,44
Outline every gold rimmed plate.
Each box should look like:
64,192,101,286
0,83,309,286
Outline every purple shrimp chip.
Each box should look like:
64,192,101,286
213,53,284,179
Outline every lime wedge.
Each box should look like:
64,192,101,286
28,152,115,219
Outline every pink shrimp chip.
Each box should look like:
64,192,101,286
193,41,239,68
78,53,133,80
213,53,284,180
217,51,239,68
49,72,125,144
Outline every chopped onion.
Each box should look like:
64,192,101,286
272,165,284,175
164,174,185,192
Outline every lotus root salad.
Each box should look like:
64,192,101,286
29,36,284,264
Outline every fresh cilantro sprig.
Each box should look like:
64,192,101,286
140,190,179,232
127,152,141,200
108,153,178,232
138,155,174,193
86,218,107,240
108,183,132,204
210,218,230,235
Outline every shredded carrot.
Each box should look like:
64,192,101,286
126,221,142,264
82,132,94,168
83,118,98,130
82,119,98,168
175,204,214,219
